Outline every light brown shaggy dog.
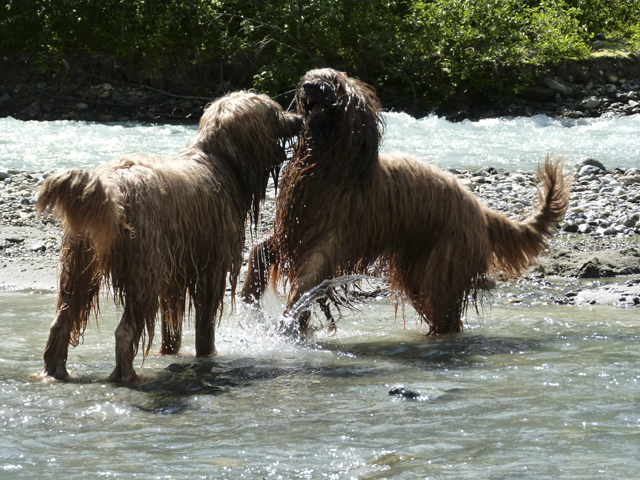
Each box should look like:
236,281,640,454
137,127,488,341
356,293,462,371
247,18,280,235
37,91,301,382
241,68,571,335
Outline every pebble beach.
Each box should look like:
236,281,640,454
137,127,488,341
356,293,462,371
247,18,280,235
1,156,639,295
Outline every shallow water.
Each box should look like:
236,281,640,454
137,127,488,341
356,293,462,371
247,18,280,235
1,290,639,479
1,113,639,478
1,113,640,172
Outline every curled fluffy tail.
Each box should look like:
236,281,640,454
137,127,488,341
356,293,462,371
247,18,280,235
37,168,123,254
486,155,571,278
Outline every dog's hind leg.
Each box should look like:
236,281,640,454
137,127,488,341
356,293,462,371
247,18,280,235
109,284,157,383
241,236,276,304
109,309,142,382
405,270,468,335
42,235,100,380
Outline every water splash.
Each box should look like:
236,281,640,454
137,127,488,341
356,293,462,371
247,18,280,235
286,275,389,332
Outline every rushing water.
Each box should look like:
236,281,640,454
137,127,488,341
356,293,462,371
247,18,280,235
1,113,640,478
1,113,640,172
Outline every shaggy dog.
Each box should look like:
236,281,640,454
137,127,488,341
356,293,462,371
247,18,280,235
241,68,571,335
37,91,301,382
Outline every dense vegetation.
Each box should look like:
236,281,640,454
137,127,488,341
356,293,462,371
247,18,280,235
2,0,639,113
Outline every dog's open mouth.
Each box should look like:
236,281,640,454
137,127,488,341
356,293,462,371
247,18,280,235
306,98,328,116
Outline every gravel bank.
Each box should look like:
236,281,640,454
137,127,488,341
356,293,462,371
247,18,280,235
1,161,638,296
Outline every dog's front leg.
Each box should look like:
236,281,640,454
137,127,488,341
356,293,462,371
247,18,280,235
284,251,335,336
159,285,185,355
193,274,223,357
240,236,276,304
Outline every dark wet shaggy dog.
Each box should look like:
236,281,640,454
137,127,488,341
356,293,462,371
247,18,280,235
241,68,571,334
38,91,301,382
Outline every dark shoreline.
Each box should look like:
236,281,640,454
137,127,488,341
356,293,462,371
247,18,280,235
1,51,640,123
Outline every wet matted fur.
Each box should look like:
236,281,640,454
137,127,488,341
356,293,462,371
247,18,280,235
241,68,571,335
37,91,301,382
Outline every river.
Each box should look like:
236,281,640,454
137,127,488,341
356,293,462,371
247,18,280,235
1,113,639,478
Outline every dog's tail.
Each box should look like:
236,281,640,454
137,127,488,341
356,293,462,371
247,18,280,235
37,168,123,253
485,155,571,278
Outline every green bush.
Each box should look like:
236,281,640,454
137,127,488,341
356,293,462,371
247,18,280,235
0,0,638,113
407,0,590,105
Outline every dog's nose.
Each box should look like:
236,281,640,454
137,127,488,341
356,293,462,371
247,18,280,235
303,81,320,95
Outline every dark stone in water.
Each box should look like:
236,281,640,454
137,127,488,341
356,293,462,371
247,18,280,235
578,259,615,278
389,385,425,400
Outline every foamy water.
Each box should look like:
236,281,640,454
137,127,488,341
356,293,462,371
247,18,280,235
1,113,639,172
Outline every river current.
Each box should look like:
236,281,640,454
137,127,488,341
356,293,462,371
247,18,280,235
1,113,639,478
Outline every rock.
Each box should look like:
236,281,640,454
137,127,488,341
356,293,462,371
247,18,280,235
576,158,608,173
591,40,604,49
389,385,426,400
477,166,498,176
0,93,18,115
581,97,602,109
4,237,25,244
563,221,579,233
620,175,640,185
519,87,555,101
544,78,574,96
30,243,46,252
0,170,8,180
619,215,638,228
458,179,475,191
578,165,604,177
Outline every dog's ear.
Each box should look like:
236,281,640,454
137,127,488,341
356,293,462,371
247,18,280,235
281,111,303,138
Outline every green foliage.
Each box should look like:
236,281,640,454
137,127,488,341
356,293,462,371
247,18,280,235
407,0,590,104
0,0,637,113
565,0,640,36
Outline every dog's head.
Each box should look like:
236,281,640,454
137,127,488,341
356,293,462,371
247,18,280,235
196,91,302,227
296,68,383,179
197,91,301,169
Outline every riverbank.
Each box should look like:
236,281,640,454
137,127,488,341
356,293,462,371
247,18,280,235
1,51,640,122
2,163,638,306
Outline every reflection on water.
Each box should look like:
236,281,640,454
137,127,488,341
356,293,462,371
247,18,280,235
1,290,639,478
